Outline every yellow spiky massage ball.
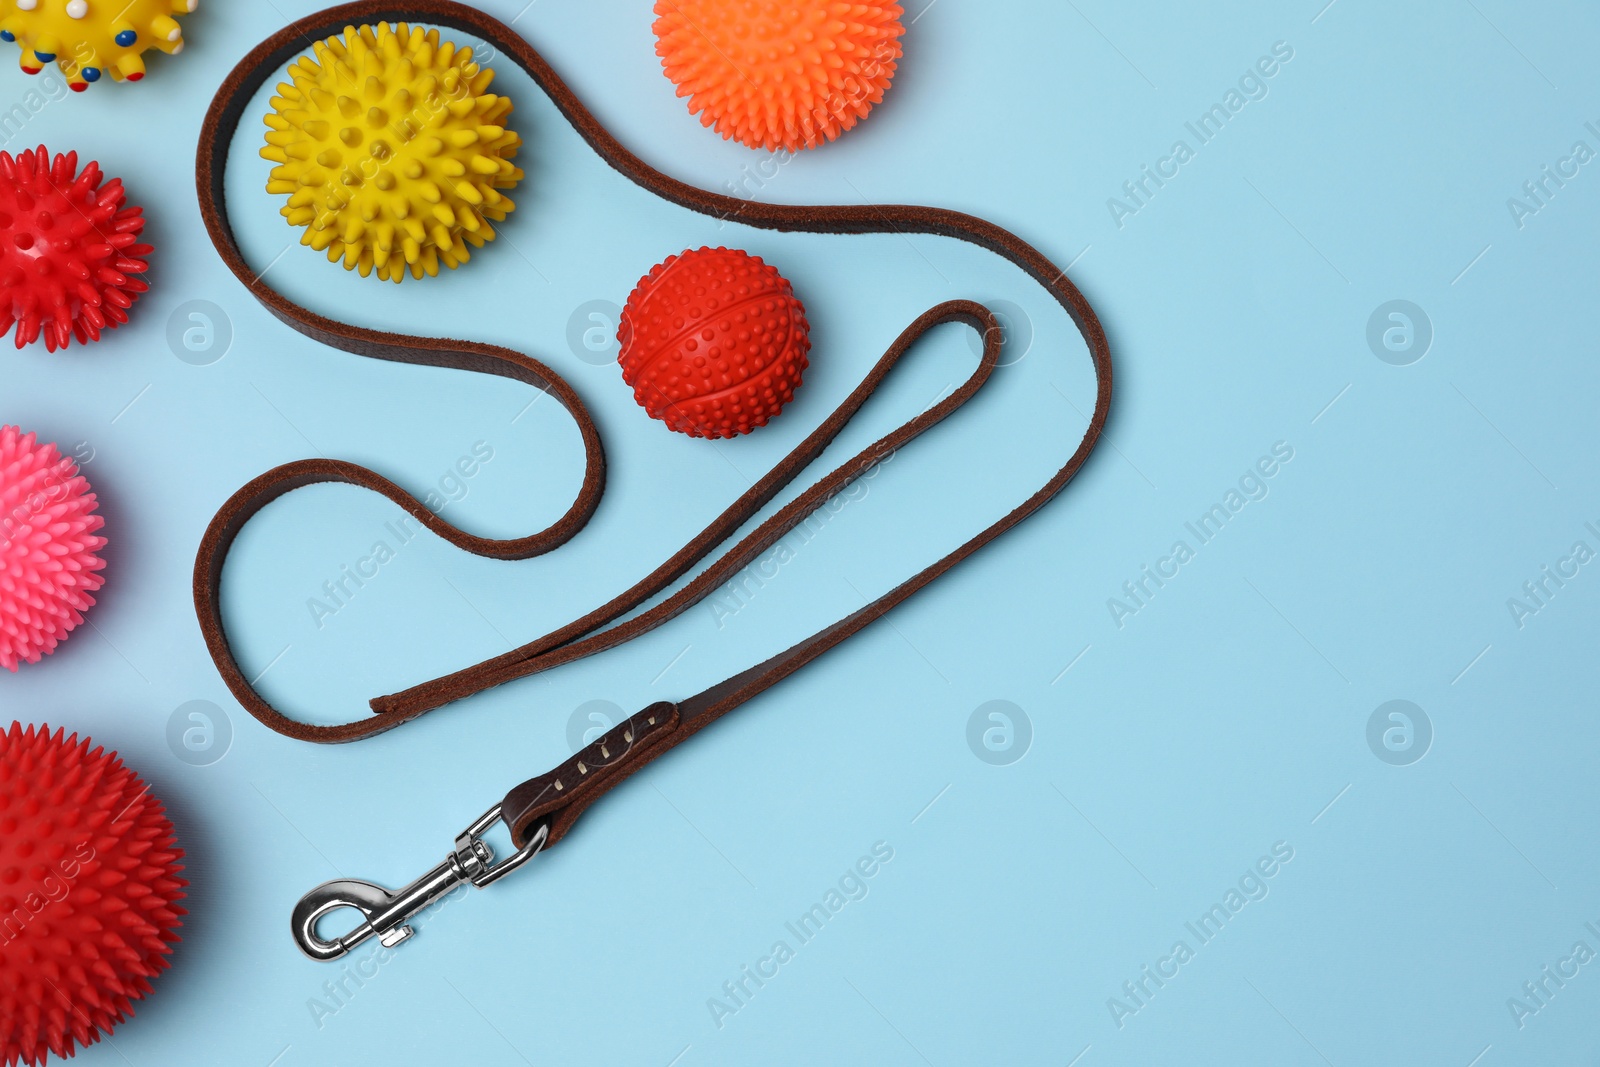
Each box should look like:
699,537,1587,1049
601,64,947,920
261,23,523,284
0,0,195,91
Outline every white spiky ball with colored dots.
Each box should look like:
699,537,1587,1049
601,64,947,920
0,0,195,91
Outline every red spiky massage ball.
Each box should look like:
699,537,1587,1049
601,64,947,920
0,723,185,1066
0,147,151,352
618,247,810,439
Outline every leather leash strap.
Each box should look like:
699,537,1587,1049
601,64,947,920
194,0,1112,851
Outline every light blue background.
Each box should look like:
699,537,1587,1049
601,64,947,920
6,1,1599,1064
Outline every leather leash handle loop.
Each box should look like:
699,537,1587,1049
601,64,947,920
370,299,1001,723
194,0,1113,749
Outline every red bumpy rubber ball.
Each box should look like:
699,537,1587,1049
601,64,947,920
618,247,810,439
0,723,186,1067
0,147,151,352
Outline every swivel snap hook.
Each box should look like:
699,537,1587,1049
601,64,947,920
290,805,548,961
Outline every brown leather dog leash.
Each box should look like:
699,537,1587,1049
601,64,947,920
192,0,1111,959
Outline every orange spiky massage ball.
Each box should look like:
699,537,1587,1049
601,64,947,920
0,723,186,1067
653,0,906,152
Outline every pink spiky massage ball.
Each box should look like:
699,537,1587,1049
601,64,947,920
0,426,105,671
0,723,187,1067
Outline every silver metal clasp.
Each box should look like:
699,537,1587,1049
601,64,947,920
290,804,548,962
